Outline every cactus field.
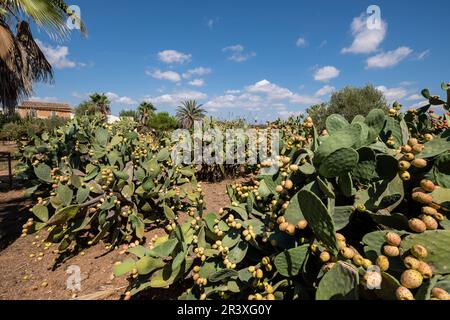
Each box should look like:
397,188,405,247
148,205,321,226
0,85,450,301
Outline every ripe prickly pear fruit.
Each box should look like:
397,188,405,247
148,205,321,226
401,145,412,153
411,245,428,259
277,216,286,225
341,247,355,260
422,206,438,216
420,215,438,230
385,232,402,247
320,251,331,263
275,185,284,193
417,261,433,279
376,255,390,272
424,134,433,142
279,222,289,232
336,233,346,242
400,171,411,181
401,270,423,289
408,218,427,233
420,180,436,193
431,288,450,300
412,144,424,155
284,180,294,190
412,159,427,169
383,245,400,257
408,138,419,147
403,256,421,270
286,224,296,236
398,161,411,171
297,220,308,230
396,286,415,300
412,192,433,205
403,153,415,161
353,255,364,267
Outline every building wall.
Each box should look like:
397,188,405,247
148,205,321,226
18,109,72,119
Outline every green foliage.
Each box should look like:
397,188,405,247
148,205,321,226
307,85,389,131
16,114,202,260
117,86,450,300
119,110,138,120
148,112,178,131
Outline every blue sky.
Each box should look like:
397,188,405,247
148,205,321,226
31,0,450,122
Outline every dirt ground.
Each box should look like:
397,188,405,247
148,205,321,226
0,177,249,300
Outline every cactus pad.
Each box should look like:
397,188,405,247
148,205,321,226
298,190,339,255
401,231,450,275
316,262,359,300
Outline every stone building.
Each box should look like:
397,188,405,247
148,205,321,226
18,101,73,119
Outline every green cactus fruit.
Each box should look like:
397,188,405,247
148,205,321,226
376,255,390,272
401,270,423,289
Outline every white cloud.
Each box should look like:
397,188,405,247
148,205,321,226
189,79,205,87
182,67,212,79
376,85,408,102
105,92,137,105
204,79,321,113
204,93,264,112
246,80,293,101
313,66,340,82
366,47,412,69
157,50,192,64
296,37,308,48
30,96,58,102
410,100,430,109
342,14,387,54
36,40,77,69
318,40,327,49
225,90,241,94
146,69,181,82
223,45,256,62
315,85,335,97
207,18,219,29
407,94,423,101
145,91,207,106
414,49,430,61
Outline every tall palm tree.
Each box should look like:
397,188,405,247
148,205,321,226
176,100,206,129
138,101,156,126
0,0,86,115
89,93,111,115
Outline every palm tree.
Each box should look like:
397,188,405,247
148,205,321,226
138,102,156,126
176,100,206,129
0,0,86,115
89,93,111,115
